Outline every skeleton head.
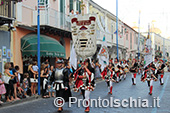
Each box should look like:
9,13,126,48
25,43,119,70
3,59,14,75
71,14,97,59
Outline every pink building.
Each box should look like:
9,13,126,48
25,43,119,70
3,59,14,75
12,0,85,73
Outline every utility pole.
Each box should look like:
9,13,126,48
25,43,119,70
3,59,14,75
138,10,141,61
116,0,119,59
37,0,41,95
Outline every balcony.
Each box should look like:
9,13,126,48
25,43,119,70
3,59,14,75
32,8,71,32
0,0,20,25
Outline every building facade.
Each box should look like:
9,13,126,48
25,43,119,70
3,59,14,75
0,0,21,73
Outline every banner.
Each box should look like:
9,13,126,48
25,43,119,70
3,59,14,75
144,37,152,67
71,14,97,60
70,44,77,70
97,37,109,71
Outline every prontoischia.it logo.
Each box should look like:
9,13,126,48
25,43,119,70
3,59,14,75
54,97,160,108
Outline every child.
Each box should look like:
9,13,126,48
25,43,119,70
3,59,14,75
48,66,55,97
32,61,39,80
22,73,29,97
0,73,6,104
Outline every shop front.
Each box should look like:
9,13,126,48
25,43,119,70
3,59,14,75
21,34,66,73
0,30,11,73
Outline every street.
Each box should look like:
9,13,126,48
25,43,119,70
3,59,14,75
0,72,170,113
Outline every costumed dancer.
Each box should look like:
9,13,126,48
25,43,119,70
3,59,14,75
122,60,129,80
83,58,96,112
130,58,138,85
139,58,144,75
142,63,158,95
101,62,116,95
73,65,85,99
119,60,124,81
114,58,120,83
157,59,165,85
153,57,160,79
50,59,72,112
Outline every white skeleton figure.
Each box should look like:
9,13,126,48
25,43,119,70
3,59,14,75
71,14,97,59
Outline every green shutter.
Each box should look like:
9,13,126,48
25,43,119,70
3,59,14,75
79,1,81,13
70,0,73,11
60,0,63,13
76,0,79,11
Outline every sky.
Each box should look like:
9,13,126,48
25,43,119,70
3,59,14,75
93,0,170,38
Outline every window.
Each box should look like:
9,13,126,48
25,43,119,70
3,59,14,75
126,34,128,40
60,0,65,13
70,0,73,12
111,25,113,40
40,0,48,6
130,33,132,49
76,0,81,13
134,34,136,44
136,34,138,44
158,46,160,51
155,45,157,50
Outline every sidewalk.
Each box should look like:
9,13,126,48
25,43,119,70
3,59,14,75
0,78,103,108
0,95,41,108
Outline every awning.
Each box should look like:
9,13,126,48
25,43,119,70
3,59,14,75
21,34,66,58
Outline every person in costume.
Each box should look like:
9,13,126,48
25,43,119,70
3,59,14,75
73,65,86,99
157,59,165,85
83,58,95,112
130,58,138,85
101,62,116,95
122,60,129,80
50,59,72,112
114,58,120,83
142,63,158,95
139,57,144,75
118,59,124,81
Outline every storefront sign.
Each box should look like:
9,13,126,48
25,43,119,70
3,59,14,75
46,52,65,57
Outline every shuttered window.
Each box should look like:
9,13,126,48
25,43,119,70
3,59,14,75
60,0,64,13
70,0,73,12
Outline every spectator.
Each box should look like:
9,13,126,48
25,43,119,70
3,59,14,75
40,64,48,98
47,65,55,97
28,62,37,96
10,62,20,100
75,10,79,17
70,9,75,16
0,73,6,104
22,73,29,97
32,61,39,81
15,66,21,90
4,62,15,102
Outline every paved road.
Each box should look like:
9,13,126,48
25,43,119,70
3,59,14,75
0,72,170,113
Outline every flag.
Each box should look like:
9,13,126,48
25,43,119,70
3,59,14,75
69,44,77,70
97,36,109,71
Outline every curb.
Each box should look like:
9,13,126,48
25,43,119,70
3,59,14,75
0,95,41,108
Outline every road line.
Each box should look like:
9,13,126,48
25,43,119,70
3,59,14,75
151,74,170,113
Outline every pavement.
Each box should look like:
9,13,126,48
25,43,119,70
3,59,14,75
0,72,170,113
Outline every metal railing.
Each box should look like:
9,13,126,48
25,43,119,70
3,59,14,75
0,1,16,19
32,7,71,31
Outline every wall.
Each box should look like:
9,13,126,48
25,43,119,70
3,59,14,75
0,30,11,73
